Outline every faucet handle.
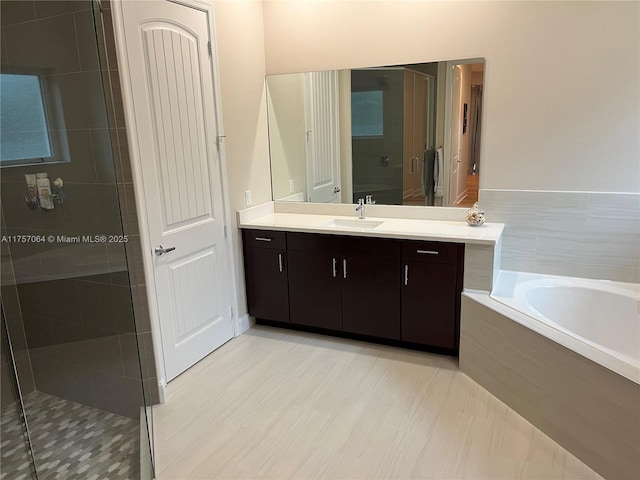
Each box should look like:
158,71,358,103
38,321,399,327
357,198,365,207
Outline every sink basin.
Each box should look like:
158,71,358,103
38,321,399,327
323,219,384,230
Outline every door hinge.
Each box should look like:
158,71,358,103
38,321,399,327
229,305,234,319
223,225,227,238
207,41,212,57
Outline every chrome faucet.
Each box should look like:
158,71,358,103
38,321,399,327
365,195,376,205
356,198,365,219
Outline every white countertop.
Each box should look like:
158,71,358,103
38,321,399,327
239,209,503,245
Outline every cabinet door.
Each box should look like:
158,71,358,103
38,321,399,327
342,237,401,339
288,250,342,330
243,230,289,323
401,260,458,349
244,247,289,323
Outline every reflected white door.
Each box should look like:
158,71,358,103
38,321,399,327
304,71,341,203
119,0,233,381
449,65,465,205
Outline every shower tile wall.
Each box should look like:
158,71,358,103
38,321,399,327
479,189,640,283
351,69,405,205
0,0,158,417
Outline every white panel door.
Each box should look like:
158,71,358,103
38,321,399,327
120,0,232,381
304,71,341,203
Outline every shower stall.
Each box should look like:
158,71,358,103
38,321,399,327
0,1,154,478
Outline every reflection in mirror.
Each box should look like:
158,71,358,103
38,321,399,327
266,59,484,207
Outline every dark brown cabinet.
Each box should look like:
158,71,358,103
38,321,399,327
341,237,401,339
401,241,464,349
286,233,401,338
242,229,464,354
287,250,342,330
242,230,289,323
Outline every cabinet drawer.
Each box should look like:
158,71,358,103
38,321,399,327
402,240,458,264
287,232,345,253
344,236,401,258
243,229,286,249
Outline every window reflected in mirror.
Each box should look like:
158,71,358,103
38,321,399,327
351,90,383,137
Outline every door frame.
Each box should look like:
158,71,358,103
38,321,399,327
111,0,239,391
443,58,484,206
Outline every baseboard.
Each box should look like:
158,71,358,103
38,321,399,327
236,314,253,336
455,189,469,205
157,382,166,404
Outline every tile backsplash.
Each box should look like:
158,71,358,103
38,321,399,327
479,190,640,283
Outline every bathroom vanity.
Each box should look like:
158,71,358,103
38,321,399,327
239,202,503,355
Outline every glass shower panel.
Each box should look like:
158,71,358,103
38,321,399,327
0,0,153,478
1,309,37,480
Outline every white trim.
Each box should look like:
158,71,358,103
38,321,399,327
444,58,486,206
455,189,469,206
236,314,254,337
197,0,242,338
443,62,455,206
156,381,166,404
111,0,239,385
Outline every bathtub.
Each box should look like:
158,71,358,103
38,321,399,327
484,270,640,384
460,271,640,479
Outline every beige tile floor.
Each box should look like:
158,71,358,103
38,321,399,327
153,326,602,480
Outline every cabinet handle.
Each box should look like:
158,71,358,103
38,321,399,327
278,253,283,273
343,259,347,279
416,249,438,255
410,156,418,174
255,237,272,242
332,257,337,278
404,264,408,286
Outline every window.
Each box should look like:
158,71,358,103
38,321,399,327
351,90,383,137
0,73,68,166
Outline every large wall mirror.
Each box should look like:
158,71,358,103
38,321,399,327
266,58,485,207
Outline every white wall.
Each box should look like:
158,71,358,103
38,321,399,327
213,0,271,319
338,69,353,203
262,1,640,193
266,74,306,200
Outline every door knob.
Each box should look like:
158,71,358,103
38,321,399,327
333,187,341,193
154,245,176,256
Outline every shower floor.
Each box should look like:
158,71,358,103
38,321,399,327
0,401,33,480
2,391,140,480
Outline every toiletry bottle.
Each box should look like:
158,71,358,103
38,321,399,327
36,173,54,210
25,174,37,203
